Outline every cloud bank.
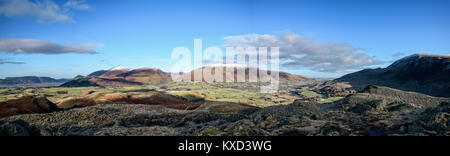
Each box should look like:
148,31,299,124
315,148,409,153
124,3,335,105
0,39,99,54
224,31,383,73
0,0,91,23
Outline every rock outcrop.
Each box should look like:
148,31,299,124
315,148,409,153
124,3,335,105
334,85,449,114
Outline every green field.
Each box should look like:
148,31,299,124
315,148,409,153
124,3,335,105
318,97,344,104
300,90,321,98
167,87,271,106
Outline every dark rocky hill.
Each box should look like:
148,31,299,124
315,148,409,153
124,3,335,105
335,54,450,97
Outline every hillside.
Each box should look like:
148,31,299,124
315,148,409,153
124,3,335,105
61,67,171,87
60,77,143,87
177,65,310,82
333,85,449,115
63,65,309,87
0,96,59,118
114,68,172,83
335,54,450,97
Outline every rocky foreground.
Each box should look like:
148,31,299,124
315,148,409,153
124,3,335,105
1,85,448,136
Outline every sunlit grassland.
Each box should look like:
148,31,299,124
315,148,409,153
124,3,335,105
296,87,344,104
166,86,272,106
318,97,344,104
300,90,321,98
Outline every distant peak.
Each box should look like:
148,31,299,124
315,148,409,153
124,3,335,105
110,66,130,71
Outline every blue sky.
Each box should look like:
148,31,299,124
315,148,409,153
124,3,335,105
0,0,449,78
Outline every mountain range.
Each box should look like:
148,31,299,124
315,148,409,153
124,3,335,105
175,65,310,82
61,65,310,87
0,76,70,88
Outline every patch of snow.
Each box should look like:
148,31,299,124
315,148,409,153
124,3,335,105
110,66,131,71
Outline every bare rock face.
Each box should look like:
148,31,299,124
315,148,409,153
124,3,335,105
0,96,59,118
335,54,450,97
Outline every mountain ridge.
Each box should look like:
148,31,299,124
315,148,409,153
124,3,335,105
335,54,450,97
0,76,71,88
177,65,311,82
62,65,311,87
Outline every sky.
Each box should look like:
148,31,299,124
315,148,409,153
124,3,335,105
0,0,449,79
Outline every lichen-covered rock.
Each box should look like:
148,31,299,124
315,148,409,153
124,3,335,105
420,102,449,135
224,119,269,136
0,120,41,136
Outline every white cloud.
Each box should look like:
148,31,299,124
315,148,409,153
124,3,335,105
64,0,90,11
0,58,25,64
0,38,99,54
223,31,383,73
0,0,91,23
393,52,405,57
